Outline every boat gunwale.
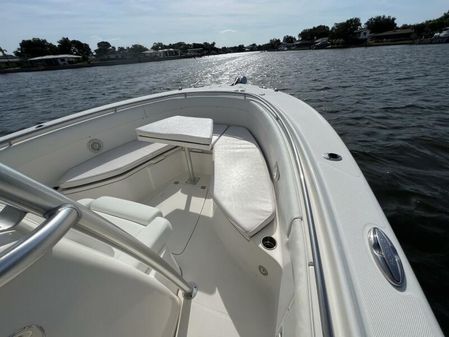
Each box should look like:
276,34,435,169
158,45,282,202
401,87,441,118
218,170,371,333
243,93,335,337
1,89,248,148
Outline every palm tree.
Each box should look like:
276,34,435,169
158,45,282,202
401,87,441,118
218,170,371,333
0,47,10,66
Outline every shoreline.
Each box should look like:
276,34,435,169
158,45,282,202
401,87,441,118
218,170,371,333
1,40,447,74
0,54,192,74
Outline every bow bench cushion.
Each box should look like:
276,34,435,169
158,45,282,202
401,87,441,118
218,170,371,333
213,126,276,239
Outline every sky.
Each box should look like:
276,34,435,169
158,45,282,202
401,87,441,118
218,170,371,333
0,0,448,52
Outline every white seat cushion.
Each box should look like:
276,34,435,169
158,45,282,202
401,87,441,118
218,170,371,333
59,140,173,189
66,229,115,256
69,197,172,272
213,126,276,239
77,198,94,207
136,116,213,150
90,196,162,226
115,217,172,271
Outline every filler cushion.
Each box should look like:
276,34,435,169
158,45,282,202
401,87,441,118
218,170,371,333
136,116,213,149
213,126,276,239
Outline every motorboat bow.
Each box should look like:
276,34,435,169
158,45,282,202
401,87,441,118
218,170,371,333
0,82,443,337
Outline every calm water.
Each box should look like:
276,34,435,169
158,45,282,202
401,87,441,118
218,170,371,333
1,45,449,332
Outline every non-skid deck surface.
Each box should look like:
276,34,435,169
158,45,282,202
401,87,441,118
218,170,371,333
175,196,274,337
142,175,274,337
142,175,209,255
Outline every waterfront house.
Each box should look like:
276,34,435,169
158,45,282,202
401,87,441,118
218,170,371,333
186,48,204,57
294,40,314,49
245,44,258,52
313,37,330,49
158,49,181,57
355,28,370,40
279,41,297,50
433,27,449,43
142,50,158,59
28,54,82,66
142,49,181,59
0,54,22,69
369,29,416,44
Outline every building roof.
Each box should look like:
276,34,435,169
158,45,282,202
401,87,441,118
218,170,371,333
370,29,414,37
315,37,329,43
0,58,21,63
0,55,20,62
295,40,313,45
143,49,179,53
28,54,82,61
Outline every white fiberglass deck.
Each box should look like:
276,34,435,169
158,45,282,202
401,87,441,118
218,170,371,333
142,174,275,337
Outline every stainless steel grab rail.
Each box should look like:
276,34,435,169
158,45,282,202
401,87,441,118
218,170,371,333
0,163,197,298
0,206,79,287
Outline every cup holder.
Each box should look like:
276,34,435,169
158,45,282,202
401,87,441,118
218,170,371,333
262,236,277,250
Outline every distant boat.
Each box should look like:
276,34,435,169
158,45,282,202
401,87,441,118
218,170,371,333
0,79,443,337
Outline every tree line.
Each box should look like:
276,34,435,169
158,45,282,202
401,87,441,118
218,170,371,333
11,38,247,60
289,10,448,46
14,37,92,60
6,10,449,60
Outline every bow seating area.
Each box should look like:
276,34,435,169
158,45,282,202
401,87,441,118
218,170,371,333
51,116,282,337
58,123,228,191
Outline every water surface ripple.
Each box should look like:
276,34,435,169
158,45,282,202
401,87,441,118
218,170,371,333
1,45,449,333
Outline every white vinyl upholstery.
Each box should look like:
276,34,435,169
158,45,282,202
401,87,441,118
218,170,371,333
90,196,162,226
69,197,172,271
213,126,276,239
77,198,94,207
136,116,213,150
66,229,115,256
59,140,173,189
115,217,172,270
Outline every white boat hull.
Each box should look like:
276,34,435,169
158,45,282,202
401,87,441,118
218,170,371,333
0,84,443,337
